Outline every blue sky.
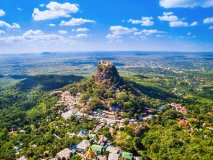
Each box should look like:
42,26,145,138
0,0,213,53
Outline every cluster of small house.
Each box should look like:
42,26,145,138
48,91,145,160
15,87,211,160
51,91,84,120
17,132,142,160
52,91,80,108
49,90,164,160
170,102,187,114
50,91,160,141
55,137,142,160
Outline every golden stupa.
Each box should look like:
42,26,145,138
83,147,97,160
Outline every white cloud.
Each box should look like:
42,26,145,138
106,34,121,39
203,17,213,24
0,30,5,34
58,30,68,35
163,12,174,16
0,9,5,16
39,4,45,7
60,18,95,26
142,29,164,35
160,0,213,8
11,23,20,28
0,30,83,53
75,34,88,38
209,26,213,29
128,19,141,24
133,29,165,36
69,33,88,38
0,36,25,43
107,38,122,44
0,30,64,44
107,26,164,39
133,31,143,35
106,25,137,39
0,21,20,28
159,12,197,27
140,36,147,39
179,34,197,39
32,2,79,21
156,34,165,38
169,21,188,27
128,17,154,26
23,30,43,38
141,17,154,26
158,12,178,22
17,8,22,11
49,23,56,26
190,21,198,26
76,28,89,32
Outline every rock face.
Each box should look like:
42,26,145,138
95,60,120,86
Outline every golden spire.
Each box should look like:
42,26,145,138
84,147,96,160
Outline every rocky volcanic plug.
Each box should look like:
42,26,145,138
95,60,120,86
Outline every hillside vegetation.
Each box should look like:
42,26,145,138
0,57,212,160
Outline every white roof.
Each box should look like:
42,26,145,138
77,140,90,150
18,156,27,160
106,146,119,154
57,148,71,158
61,110,73,120
108,153,119,160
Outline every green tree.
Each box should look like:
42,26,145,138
71,155,82,160
116,92,129,102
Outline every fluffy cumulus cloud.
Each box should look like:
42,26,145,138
49,23,56,26
158,12,198,27
160,0,213,8
60,18,95,26
17,8,22,11
158,12,178,22
0,21,20,28
0,30,64,44
106,26,165,39
190,21,198,26
69,33,88,38
209,26,213,29
75,34,88,38
134,29,165,36
0,9,5,16
58,30,68,34
39,4,45,7
106,25,138,39
142,29,164,35
0,30,5,34
203,17,213,24
170,21,188,27
32,2,79,21
128,17,154,26
23,30,43,37
76,28,89,32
